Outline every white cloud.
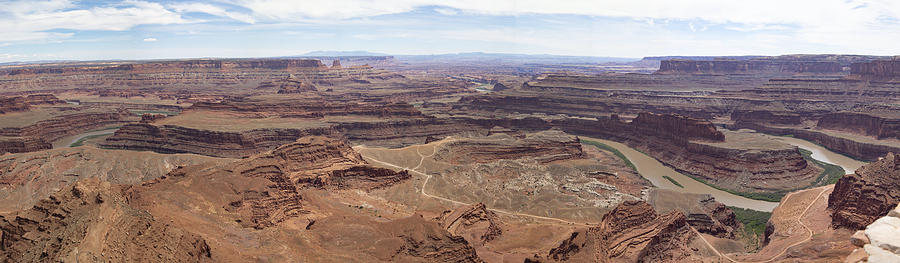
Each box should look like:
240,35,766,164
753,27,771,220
169,3,256,24
143,37,157,42
0,0,189,43
227,0,900,54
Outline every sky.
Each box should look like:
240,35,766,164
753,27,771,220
1,0,900,62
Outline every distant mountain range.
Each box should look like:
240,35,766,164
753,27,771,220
300,51,391,56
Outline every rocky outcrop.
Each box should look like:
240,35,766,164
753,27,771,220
337,118,488,147
650,190,739,239
0,178,212,262
0,137,50,154
0,94,63,113
850,60,900,81
830,153,900,229
657,59,843,74
736,122,900,161
101,123,337,158
528,201,704,262
817,112,900,140
190,99,424,118
353,215,485,263
433,129,584,164
731,110,804,126
630,112,724,141
436,203,504,245
257,74,318,94
844,203,900,263
158,136,410,229
0,109,133,141
553,116,819,193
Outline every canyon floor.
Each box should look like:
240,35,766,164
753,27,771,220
0,55,899,262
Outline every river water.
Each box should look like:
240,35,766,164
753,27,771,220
52,128,119,148
775,136,866,174
586,136,868,212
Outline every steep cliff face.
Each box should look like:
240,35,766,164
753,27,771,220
10,110,133,141
657,59,843,74
0,179,212,262
0,94,64,113
552,116,818,193
631,112,724,141
736,122,900,162
850,60,900,80
337,118,488,147
829,153,900,230
190,100,424,118
817,112,900,140
648,190,739,239
528,201,705,262
731,110,805,125
0,137,51,154
101,123,337,158
432,129,584,164
153,136,410,229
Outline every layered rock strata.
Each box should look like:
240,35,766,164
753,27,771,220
101,124,337,158
817,112,900,140
830,153,900,229
737,122,900,162
527,201,706,262
0,94,64,113
657,59,843,74
432,129,584,164
436,203,504,245
0,179,212,262
153,136,410,229
649,189,739,239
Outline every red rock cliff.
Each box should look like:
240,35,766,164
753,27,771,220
829,153,900,229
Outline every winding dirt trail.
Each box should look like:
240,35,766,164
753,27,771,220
697,186,831,263
356,139,592,227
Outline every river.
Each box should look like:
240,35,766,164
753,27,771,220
586,138,780,211
52,128,119,148
775,136,866,174
585,136,867,212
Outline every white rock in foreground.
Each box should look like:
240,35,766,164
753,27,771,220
866,216,900,254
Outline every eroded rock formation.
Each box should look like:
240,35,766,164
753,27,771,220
830,153,900,229
149,136,409,229
433,129,584,164
0,94,64,113
436,203,504,245
657,59,843,74
0,178,212,262
527,201,705,262
817,112,900,140
850,60,900,81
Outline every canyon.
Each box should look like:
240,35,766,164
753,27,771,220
0,54,897,262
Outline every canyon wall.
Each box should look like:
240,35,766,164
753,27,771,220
735,122,900,162
850,60,900,80
817,112,900,140
0,94,64,113
829,153,900,230
657,59,843,74
527,201,708,262
101,124,337,158
432,130,585,164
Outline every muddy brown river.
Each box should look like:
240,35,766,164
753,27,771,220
587,136,869,212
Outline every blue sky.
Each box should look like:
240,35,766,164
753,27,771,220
2,0,900,62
